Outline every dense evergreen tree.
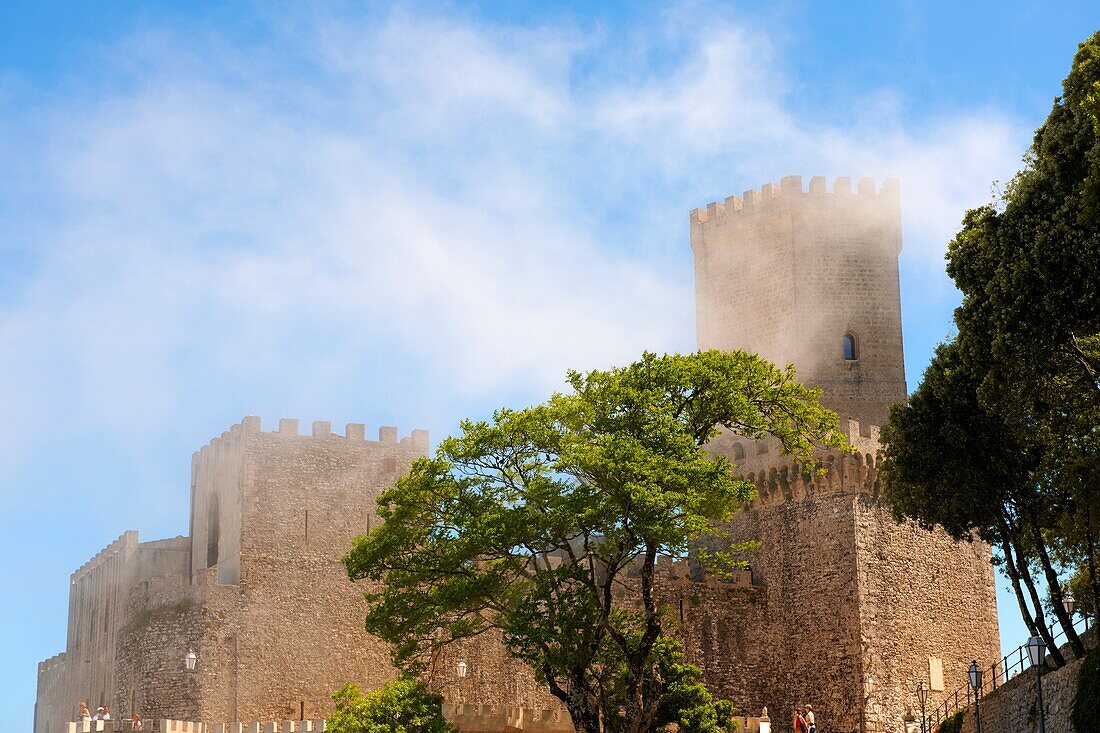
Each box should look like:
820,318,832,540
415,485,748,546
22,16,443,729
882,31,1100,661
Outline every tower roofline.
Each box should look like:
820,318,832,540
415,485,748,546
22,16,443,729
690,175,900,227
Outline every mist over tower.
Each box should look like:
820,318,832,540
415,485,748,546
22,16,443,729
690,175,906,425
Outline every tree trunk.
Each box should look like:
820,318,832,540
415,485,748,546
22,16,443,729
1026,507,1086,658
1007,522,1066,667
1085,500,1100,623
624,544,662,733
545,670,600,733
566,702,601,733
999,532,1040,639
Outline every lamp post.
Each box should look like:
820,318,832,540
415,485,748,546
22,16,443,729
184,649,197,671
967,661,983,733
1065,592,1091,630
916,682,928,733
1026,636,1046,733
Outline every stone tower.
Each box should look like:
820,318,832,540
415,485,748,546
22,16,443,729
686,177,1000,733
691,175,905,426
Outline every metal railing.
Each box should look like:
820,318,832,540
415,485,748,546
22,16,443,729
924,614,1091,730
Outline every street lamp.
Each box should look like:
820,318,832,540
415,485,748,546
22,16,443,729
456,661,468,679
967,661,983,733
916,682,928,733
1026,636,1046,733
1063,591,1088,632
184,649,197,671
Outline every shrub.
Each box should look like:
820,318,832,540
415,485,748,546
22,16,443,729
936,710,965,733
1072,649,1100,733
327,678,457,733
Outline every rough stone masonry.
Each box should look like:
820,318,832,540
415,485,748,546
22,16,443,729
35,175,1000,733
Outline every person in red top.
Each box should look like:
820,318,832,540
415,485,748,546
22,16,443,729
793,707,808,733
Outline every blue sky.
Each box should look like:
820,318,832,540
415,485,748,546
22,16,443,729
1,2,1097,729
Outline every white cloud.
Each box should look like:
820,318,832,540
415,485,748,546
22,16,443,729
592,23,795,151
0,3,1030,477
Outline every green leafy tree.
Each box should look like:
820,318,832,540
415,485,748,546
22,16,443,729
327,679,457,733
344,350,846,733
882,31,1100,661
649,636,735,733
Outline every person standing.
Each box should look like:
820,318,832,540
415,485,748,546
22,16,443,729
793,707,808,733
803,704,816,733
78,702,91,722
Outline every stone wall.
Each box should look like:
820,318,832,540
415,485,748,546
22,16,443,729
35,532,191,733
37,174,1005,733
35,652,67,733
855,499,1000,732
955,648,1088,733
117,416,431,724
230,417,426,721
658,566,773,713
717,487,865,731
693,414,1000,733
431,629,560,709
115,569,228,723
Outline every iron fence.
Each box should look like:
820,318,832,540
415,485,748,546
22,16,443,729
924,614,1091,731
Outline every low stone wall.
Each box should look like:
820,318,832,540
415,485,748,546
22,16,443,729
955,651,1085,733
65,707,778,733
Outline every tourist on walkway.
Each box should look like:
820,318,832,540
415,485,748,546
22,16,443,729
131,713,144,730
793,707,808,733
102,705,111,720
91,707,105,721
803,704,816,733
79,702,91,721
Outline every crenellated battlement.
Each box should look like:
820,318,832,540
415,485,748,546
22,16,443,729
74,707,575,733
443,703,573,732
656,559,756,589
71,530,139,581
690,175,899,227
737,451,879,508
37,652,66,673
193,416,430,460
706,417,882,508
66,707,777,733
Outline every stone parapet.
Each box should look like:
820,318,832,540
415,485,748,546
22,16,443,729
707,419,882,509
443,703,573,732
690,175,900,231
194,416,429,461
72,531,140,581
954,630,1094,733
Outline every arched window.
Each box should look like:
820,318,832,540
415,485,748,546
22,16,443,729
206,493,221,568
843,334,858,361
731,443,745,461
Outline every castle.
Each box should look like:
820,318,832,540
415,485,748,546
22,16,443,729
34,176,1000,733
